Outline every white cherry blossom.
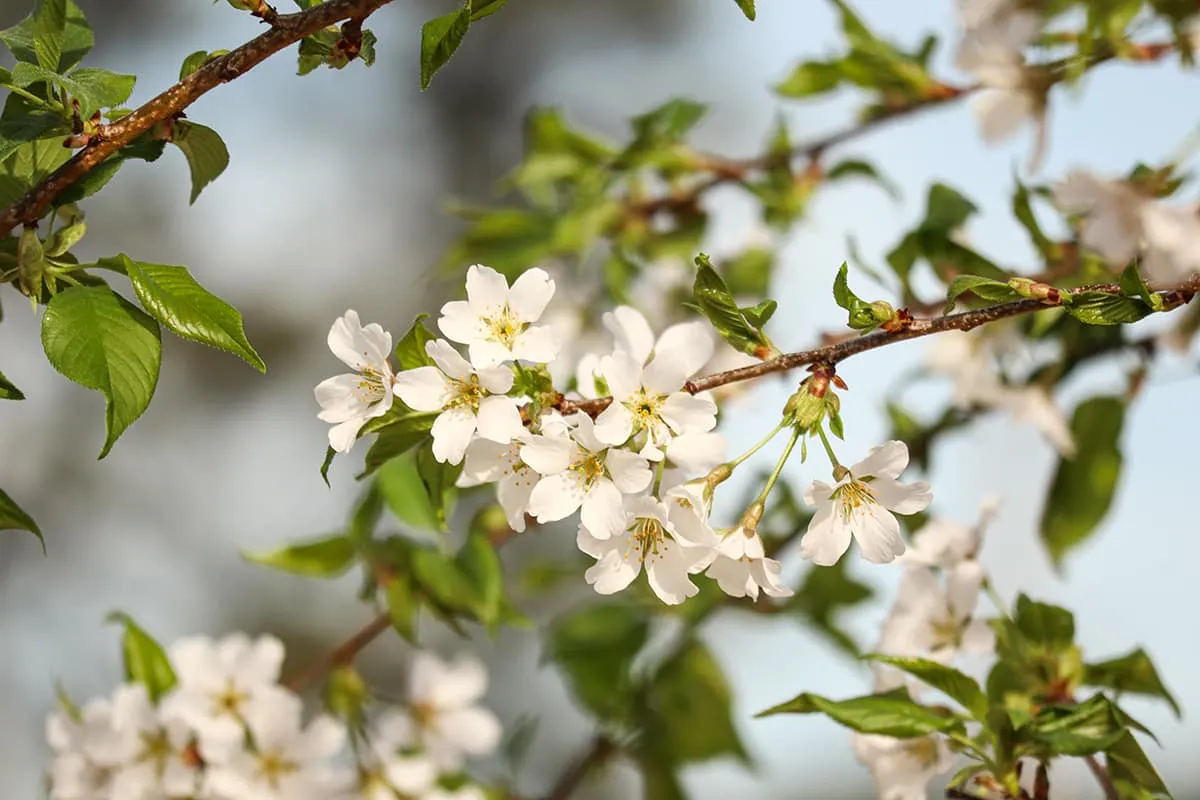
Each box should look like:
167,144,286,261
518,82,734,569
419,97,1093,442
315,310,397,453
105,684,201,800
593,350,717,456
393,339,524,465
337,710,438,800
457,436,537,532
438,264,559,367
901,498,1000,570
1140,201,1200,285
1054,169,1147,265
955,11,1044,157
853,733,957,800
577,495,716,604
800,441,932,566
602,305,714,377
706,526,792,600
160,633,294,756
999,386,1076,457
521,413,653,539
46,695,122,800
876,564,995,672
206,691,346,800
400,652,503,771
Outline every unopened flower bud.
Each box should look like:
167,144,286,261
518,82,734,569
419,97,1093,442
738,500,765,535
784,386,828,431
1007,277,1061,303
324,665,368,723
705,462,733,488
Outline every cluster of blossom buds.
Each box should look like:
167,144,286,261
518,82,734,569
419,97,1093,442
317,264,937,606
46,635,499,800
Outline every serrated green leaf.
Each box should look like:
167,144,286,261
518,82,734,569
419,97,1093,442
1106,731,1171,798
864,655,988,719
549,603,649,722
740,299,777,329
376,450,441,531
0,370,24,400
1030,695,1126,755
1064,292,1152,326
242,534,357,577
833,262,878,329
170,121,228,203
944,274,1022,313
360,409,436,476
757,688,965,738
419,5,471,90
105,255,264,372
41,285,161,458
66,67,135,116
776,60,843,97
395,314,437,370
0,0,91,72
1039,397,1124,567
692,253,773,357
641,639,750,765
106,612,177,702
733,0,756,20
0,486,43,550
1085,648,1179,718
1119,262,1157,308
1013,594,1075,650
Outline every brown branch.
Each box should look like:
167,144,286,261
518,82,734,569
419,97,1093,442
0,0,395,238
282,609,391,692
542,735,617,800
558,280,1199,419
1083,754,1119,800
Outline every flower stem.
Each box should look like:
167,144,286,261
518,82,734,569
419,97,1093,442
815,423,842,469
756,425,802,505
727,420,786,469
982,577,1010,620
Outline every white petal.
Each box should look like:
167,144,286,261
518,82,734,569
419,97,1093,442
973,88,1034,143
748,557,793,598
477,365,515,394
328,418,367,453
665,432,725,474
599,352,643,401
654,321,714,377
641,356,689,395
799,501,853,566
465,264,510,318
585,549,641,595
603,306,655,365
428,655,489,708
438,707,503,756
593,403,635,447
646,549,699,605
467,340,514,369
520,435,574,475
803,479,836,506
512,324,561,363
527,473,585,522
393,366,452,412
497,469,535,532
315,373,367,423
431,408,478,464
961,619,997,654
438,300,486,345
853,502,907,564
581,479,627,540
508,268,555,321
852,440,911,479
605,448,653,493
426,339,474,381
660,393,717,435
328,310,392,369
476,396,524,443
706,556,755,598
947,561,985,619
873,476,933,515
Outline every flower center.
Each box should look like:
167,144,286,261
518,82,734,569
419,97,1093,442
623,389,666,428
255,750,297,788
212,680,248,717
485,307,524,348
136,728,174,772
904,736,941,768
929,609,964,650
570,451,606,488
833,478,877,522
447,374,485,412
624,516,668,564
354,365,389,404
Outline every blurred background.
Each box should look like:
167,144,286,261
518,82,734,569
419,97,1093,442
0,0,1198,797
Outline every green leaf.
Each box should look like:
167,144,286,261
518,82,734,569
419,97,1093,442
360,408,436,476
106,255,265,372
740,299,777,329
1085,648,1180,718
944,274,1023,313
456,527,505,629
179,49,227,80
1029,695,1126,756
385,575,418,642
1013,594,1075,650
106,612,177,702
630,98,707,148
1012,175,1051,254
1106,731,1171,799
924,183,977,230
242,534,357,577
638,755,687,800
412,546,475,615
376,450,441,531
832,261,879,329
395,314,437,370
66,67,136,115
1064,292,1152,326
692,253,773,357
41,285,162,458
775,60,842,97
826,159,898,199
733,0,756,20
1119,262,1158,309
416,442,461,530
758,688,965,738
864,655,988,720
0,486,43,550
641,639,751,765
1039,396,1125,567
0,0,91,71
319,445,336,486
170,121,229,204
548,603,649,722
419,5,471,90
469,0,508,21
0,370,24,400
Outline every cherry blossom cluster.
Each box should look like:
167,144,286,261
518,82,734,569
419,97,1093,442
853,502,1000,798
317,265,941,606
45,635,499,800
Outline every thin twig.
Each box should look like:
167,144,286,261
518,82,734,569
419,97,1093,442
543,735,617,800
282,609,391,692
559,279,1199,418
0,0,395,238
1084,754,1119,800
